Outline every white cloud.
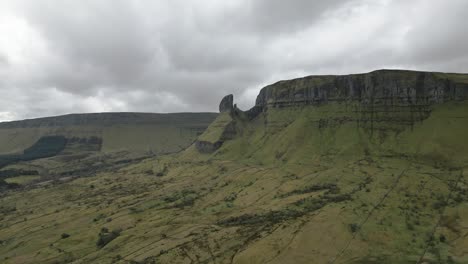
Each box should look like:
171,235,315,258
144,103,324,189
0,0,467,120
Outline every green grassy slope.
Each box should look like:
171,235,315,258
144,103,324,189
217,101,468,166
0,112,217,155
0,99,467,263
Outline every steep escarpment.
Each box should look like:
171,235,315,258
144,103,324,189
255,70,468,108
198,70,468,166
252,70,468,134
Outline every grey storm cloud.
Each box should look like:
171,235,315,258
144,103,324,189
0,54,8,66
0,0,467,121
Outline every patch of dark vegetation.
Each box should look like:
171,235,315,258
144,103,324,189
439,234,446,243
96,227,121,248
66,136,102,152
129,207,144,214
61,233,70,239
218,192,352,227
195,140,223,154
450,185,468,204
294,193,352,211
217,209,302,226
0,179,20,191
349,223,360,233
432,195,447,212
224,192,237,202
163,189,199,208
219,166,227,173
93,213,107,222
0,169,39,179
281,183,339,197
58,156,149,178
155,165,168,177
23,136,67,158
113,157,148,165
351,255,397,264
0,136,67,168
0,205,16,214
354,176,374,193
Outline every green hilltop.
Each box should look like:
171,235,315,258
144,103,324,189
0,112,217,155
1,69,468,263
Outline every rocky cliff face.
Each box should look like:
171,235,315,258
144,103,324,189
219,94,234,113
254,70,468,109
246,69,468,134
198,70,468,155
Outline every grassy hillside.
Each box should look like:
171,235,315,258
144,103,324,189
0,112,217,155
0,136,68,168
1,70,468,263
0,99,467,263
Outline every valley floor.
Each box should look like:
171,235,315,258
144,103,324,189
1,152,467,264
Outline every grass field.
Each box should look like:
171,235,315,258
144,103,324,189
0,113,217,155
4,175,40,185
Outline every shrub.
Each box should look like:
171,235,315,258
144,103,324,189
156,166,168,177
283,183,339,197
96,228,121,248
349,223,360,233
432,200,447,211
224,192,237,202
439,234,446,243
61,233,70,239
93,213,106,222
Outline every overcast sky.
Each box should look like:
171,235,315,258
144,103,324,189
1,0,467,121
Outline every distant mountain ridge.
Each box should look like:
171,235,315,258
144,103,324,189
0,112,217,155
0,112,217,128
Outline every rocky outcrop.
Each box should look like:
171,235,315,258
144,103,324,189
194,114,237,154
194,95,238,153
195,140,224,154
219,94,234,113
254,70,468,109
